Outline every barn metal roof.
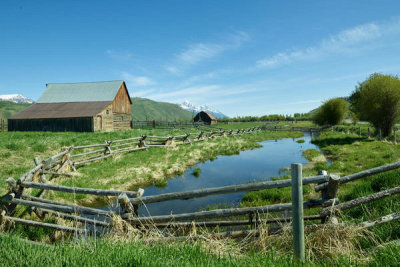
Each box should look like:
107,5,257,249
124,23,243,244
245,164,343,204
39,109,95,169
9,102,112,119
37,80,124,103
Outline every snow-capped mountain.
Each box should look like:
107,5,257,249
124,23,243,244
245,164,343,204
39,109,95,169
179,100,228,119
0,94,33,104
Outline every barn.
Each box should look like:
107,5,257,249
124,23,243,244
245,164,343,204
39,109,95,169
8,80,132,132
193,111,217,125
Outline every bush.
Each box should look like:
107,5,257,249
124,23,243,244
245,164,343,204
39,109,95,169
312,98,349,126
350,73,400,137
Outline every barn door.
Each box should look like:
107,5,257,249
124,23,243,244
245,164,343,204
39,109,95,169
97,115,103,130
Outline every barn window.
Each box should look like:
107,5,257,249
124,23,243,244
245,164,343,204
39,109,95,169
106,110,109,115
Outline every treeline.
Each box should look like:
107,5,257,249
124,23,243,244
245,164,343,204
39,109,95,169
313,73,400,137
218,113,312,122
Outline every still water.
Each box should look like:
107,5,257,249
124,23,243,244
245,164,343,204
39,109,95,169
137,132,322,216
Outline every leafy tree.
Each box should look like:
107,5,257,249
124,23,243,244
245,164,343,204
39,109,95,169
350,73,400,137
312,98,349,126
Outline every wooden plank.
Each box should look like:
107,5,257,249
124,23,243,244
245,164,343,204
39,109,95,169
320,186,400,217
129,175,331,205
21,182,138,197
2,197,113,216
291,163,305,259
4,216,86,234
315,161,400,192
359,211,400,228
124,199,337,223
38,208,110,227
132,215,323,228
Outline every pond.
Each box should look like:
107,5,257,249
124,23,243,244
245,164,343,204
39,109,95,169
137,132,323,216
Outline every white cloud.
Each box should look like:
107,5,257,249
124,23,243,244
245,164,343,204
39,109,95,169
131,89,156,97
257,18,400,68
121,72,156,87
165,66,181,75
167,31,249,73
106,49,132,61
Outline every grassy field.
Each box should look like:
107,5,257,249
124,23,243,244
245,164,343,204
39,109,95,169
3,124,400,265
242,130,400,262
0,127,301,204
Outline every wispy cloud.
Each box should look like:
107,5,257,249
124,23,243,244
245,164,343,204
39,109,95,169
166,31,249,73
286,99,322,105
257,18,400,68
106,49,133,61
122,72,156,87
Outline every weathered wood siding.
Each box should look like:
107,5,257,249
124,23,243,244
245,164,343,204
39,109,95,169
8,118,94,132
94,104,113,131
112,83,131,115
113,113,131,130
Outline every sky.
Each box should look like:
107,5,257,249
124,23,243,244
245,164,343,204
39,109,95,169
1,1,400,117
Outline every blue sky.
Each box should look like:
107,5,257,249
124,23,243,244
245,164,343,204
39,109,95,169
1,1,400,117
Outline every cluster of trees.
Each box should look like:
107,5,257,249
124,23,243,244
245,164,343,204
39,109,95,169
218,113,311,123
313,73,400,137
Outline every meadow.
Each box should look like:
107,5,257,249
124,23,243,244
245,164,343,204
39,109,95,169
2,122,400,266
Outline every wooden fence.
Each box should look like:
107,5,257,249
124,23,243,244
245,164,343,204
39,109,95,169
1,125,400,259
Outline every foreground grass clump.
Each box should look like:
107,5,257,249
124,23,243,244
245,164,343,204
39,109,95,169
1,230,400,266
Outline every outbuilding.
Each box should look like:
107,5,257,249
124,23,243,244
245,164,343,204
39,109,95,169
8,80,132,132
193,111,217,125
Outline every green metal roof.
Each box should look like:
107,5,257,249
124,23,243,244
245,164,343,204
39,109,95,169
37,80,125,103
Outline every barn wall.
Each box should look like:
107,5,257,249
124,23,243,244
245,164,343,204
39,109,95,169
112,83,131,115
8,117,94,132
94,103,113,131
113,113,131,130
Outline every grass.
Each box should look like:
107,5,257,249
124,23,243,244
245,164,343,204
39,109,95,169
192,167,201,177
5,124,400,265
243,129,400,255
0,127,302,203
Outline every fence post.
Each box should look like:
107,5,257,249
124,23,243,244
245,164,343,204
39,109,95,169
291,163,305,260
368,127,370,138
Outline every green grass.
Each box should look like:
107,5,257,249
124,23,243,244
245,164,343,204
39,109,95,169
216,121,266,129
302,149,322,161
192,167,201,177
0,127,302,203
243,130,400,252
1,233,400,266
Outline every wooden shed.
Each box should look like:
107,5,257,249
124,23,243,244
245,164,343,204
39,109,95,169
193,111,217,125
8,80,132,132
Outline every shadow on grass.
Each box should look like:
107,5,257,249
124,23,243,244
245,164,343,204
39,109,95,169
311,136,371,148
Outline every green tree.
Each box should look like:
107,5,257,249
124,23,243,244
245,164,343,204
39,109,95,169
312,98,349,126
350,73,400,137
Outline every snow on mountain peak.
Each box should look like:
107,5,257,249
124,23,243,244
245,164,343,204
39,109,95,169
179,100,228,119
0,94,33,104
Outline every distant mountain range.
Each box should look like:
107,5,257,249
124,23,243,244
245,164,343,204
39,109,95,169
0,94,33,104
179,100,228,119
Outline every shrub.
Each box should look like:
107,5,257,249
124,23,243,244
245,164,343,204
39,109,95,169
312,98,349,126
350,73,400,137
